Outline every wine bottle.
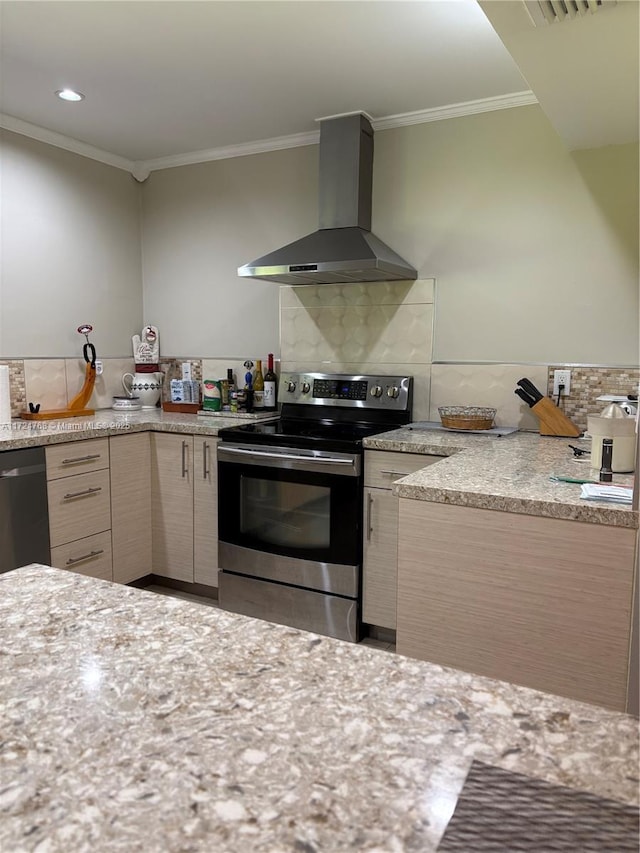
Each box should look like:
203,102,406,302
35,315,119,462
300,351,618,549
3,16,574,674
264,353,277,411
253,359,265,409
227,368,237,413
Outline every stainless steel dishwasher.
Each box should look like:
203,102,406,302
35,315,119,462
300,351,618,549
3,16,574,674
0,447,50,573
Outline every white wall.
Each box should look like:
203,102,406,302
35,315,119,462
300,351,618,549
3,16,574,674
373,106,639,364
2,103,638,366
141,145,317,357
141,103,638,365
0,130,142,357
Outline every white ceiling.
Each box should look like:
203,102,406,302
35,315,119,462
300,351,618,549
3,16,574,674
480,0,639,151
0,1,636,175
0,0,529,166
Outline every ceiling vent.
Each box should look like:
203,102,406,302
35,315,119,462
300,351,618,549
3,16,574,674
524,0,617,26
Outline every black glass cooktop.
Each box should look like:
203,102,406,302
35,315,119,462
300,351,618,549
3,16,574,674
217,418,399,453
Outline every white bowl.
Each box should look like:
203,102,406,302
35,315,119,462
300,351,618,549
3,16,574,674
112,395,142,411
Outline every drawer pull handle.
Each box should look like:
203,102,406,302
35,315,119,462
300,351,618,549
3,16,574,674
203,442,209,479
380,469,411,477
63,486,102,500
66,549,104,566
61,454,101,465
366,492,374,541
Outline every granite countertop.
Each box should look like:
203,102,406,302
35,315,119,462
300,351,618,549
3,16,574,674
364,427,637,528
1,566,638,852
1,412,636,527
0,409,278,450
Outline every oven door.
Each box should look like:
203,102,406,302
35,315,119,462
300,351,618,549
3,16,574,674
218,443,362,597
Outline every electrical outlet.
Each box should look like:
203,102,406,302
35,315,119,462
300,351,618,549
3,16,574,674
94,360,103,376
553,369,571,396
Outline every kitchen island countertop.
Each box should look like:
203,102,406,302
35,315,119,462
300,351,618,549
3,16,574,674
1,565,638,852
364,427,637,528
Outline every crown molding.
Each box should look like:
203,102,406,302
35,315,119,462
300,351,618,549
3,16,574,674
0,113,136,174
138,90,537,174
1,90,538,178
371,91,538,131
140,129,319,174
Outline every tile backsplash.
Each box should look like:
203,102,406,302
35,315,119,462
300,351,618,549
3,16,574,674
0,360,26,418
546,366,640,433
429,364,549,430
280,278,435,421
0,358,136,417
2,319,638,433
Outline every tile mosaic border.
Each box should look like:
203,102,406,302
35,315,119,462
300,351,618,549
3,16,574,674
546,365,640,433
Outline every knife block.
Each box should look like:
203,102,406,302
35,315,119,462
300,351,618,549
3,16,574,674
531,398,581,437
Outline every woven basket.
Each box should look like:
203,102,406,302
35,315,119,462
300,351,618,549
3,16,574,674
438,406,496,431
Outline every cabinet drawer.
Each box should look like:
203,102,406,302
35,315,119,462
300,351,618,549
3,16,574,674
46,439,110,480
364,450,439,489
50,531,113,581
48,468,111,547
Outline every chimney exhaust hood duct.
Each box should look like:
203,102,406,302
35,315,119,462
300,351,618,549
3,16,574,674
238,113,417,285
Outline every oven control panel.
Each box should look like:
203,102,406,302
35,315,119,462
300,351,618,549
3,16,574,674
279,372,412,411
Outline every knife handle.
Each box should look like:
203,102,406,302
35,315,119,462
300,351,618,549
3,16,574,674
514,388,535,407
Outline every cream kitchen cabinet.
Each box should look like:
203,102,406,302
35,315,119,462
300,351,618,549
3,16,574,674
193,436,219,586
110,433,152,584
363,450,440,629
46,438,113,580
396,499,636,712
150,433,218,585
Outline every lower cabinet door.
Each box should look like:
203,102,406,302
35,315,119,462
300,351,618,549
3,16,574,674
362,486,398,630
194,438,219,587
151,434,194,582
110,433,152,584
50,531,113,581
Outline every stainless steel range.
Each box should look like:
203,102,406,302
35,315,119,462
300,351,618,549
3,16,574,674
217,372,413,642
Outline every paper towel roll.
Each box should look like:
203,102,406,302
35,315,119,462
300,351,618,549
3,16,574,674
0,365,12,424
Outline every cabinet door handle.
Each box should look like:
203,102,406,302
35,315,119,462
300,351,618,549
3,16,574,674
366,492,374,541
181,440,189,478
202,442,210,479
380,469,411,477
61,453,101,465
63,486,102,500
66,549,104,566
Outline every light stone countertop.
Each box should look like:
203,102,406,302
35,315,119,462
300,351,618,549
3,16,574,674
364,427,637,528
1,565,638,853
1,412,636,527
0,409,278,450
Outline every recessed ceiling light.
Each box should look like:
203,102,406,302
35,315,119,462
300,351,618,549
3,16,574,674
55,88,85,102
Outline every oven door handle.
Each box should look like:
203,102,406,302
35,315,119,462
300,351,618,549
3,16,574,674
218,444,361,476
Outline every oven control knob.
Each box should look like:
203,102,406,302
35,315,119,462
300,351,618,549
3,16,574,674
370,385,383,398
387,386,400,399
286,381,297,393
302,382,311,394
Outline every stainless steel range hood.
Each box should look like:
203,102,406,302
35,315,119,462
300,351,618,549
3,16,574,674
238,114,417,285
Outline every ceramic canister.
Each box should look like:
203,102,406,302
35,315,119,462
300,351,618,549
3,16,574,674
122,372,163,408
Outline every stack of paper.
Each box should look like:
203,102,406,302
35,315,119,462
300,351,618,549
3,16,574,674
580,483,633,504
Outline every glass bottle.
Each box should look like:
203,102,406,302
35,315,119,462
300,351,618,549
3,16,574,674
264,353,277,411
253,359,265,409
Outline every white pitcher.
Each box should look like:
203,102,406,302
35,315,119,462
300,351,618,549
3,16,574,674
122,372,163,408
